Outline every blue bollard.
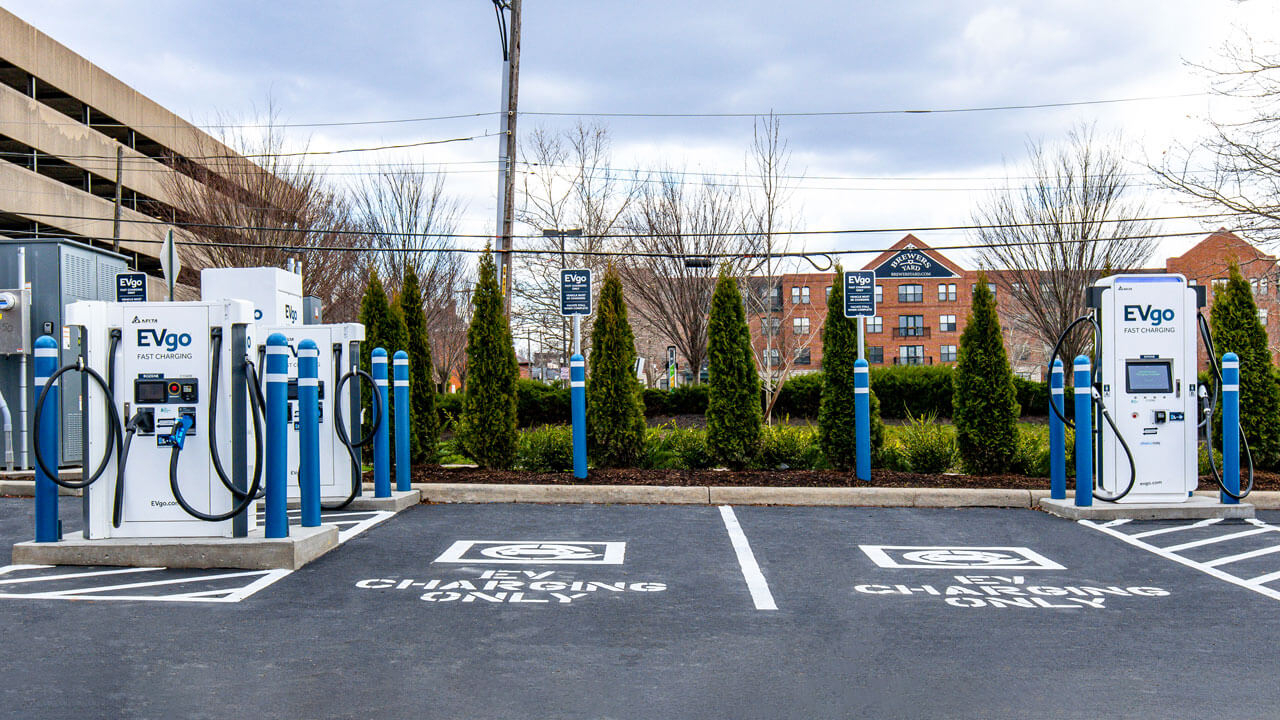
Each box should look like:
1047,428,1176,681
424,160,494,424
570,354,587,479
372,348,391,498
33,336,60,542
393,351,410,493
854,358,870,482
1222,352,1240,505
264,333,290,538
1073,356,1093,507
1049,359,1066,500
297,339,321,527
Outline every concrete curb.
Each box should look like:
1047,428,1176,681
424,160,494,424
0,480,81,497
11,524,340,570
414,483,1034,508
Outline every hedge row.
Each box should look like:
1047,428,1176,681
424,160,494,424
435,367,1049,430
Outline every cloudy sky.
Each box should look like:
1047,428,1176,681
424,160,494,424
7,0,1277,266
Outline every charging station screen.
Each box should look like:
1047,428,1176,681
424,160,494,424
135,380,167,404
1126,361,1173,394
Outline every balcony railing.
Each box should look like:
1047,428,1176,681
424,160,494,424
893,356,934,366
892,326,931,339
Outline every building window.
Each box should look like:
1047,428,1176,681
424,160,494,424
762,317,780,336
867,316,883,333
1212,278,1228,289
972,283,997,298
898,346,925,365
825,285,832,303
1251,278,1269,297
897,315,924,337
1260,308,1269,326
795,347,811,365
867,346,884,364
940,345,958,363
898,284,924,303
793,317,810,335
940,314,957,332
938,283,957,302
764,348,781,367
874,285,883,304
791,286,810,304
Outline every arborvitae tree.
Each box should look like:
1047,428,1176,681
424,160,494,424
358,270,394,436
1211,261,1280,468
953,273,1020,474
458,249,519,469
706,266,762,468
818,267,884,471
400,267,439,464
586,267,647,467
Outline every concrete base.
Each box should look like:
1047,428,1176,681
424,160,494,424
0,469,86,497
1039,495,1255,521
286,489,420,512
11,524,339,570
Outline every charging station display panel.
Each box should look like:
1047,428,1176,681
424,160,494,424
1125,361,1173,394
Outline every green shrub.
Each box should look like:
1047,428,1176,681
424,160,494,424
642,388,669,416
1211,261,1280,469
516,426,573,472
516,379,570,427
895,411,956,474
953,274,1020,475
1199,442,1224,477
755,422,819,470
436,392,464,432
587,268,647,467
871,365,955,419
773,373,824,418
1012,425,1050,477
669,384,709,414
458,249,519,469
400,267,438,463
876,437,911,472
642,425,713,470
706,268,762,468
1013,377,1049,417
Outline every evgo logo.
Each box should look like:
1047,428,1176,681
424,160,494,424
138,328,193,352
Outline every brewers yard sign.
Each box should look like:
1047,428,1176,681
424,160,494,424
873,246,958,279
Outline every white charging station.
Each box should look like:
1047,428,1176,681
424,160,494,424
1092,274,1203,503
65,299,258,538
201,267,367,506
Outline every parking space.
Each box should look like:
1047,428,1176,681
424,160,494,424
2,500,1280,718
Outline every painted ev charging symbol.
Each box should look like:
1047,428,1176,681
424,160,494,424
478,543,603,562
434,540,627,565
860,546,1066,570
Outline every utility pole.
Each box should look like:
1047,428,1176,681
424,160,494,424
493,0,521,317
112,145,122,254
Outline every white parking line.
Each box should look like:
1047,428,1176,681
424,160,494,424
1202,544,1280,568
1128,518,1221,539
1082,519,1280,603
719,506,777,611
0,566,162,585
1249,569,1280,585
1163,527,1277,552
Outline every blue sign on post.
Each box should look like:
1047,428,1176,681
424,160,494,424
115,272,148,303
560,269,592,316
843,271,876,318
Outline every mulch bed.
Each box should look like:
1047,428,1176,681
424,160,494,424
399,466,1280,492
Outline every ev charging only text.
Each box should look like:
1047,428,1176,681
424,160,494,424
853,574,1170,610
355,569,667,605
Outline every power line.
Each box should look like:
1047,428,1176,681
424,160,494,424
9,208,1246,241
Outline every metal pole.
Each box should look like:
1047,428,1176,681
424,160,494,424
1222,352,1240,505
393,351,410,493
264,333,290,538
1073,356,1093,508
17,247,28,470
297,339,321,527
1049,359,1066,500
166,229,176,302
33,336,59,542
854,358,870,482
112,145,123,254
857,317,865,361
372,348,391,498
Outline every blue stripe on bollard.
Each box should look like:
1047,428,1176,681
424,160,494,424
1222,352,1240,505
393,351,410,493
570,355,587,480
854,358,871,483
264,334,290,538
1073,356,1093,507
1049,359,1066,500
297,339,321,527
33,336,60,542
372,348,391,498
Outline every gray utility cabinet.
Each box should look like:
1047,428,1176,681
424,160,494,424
0,239,129,467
